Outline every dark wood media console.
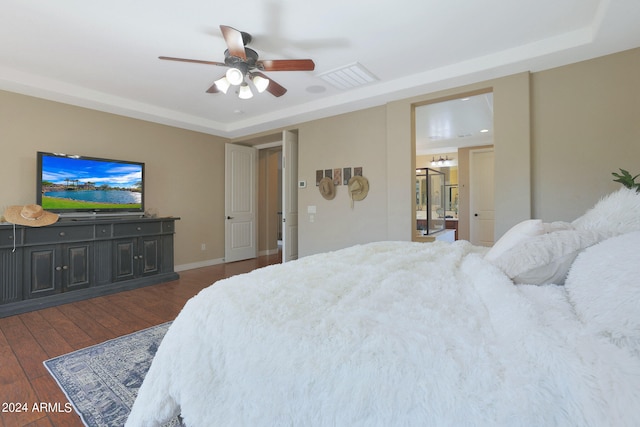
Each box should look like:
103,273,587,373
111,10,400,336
0,216,179,318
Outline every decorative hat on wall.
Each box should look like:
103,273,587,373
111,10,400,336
319,177,336,200
348,176,369,207
3,204,59,227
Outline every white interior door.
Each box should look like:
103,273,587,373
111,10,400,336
470,148,495,247
282,130,299,262
225,143,257,262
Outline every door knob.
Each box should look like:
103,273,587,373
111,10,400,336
226,216,233,219
474,213,479,217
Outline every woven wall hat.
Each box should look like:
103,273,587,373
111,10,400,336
319,177,336,200
3,204,59,227
348,176,369,202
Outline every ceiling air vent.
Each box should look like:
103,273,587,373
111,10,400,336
318,62,378,90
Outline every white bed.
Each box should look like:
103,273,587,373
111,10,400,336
127,189,640,426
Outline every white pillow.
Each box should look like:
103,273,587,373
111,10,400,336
565,232,640,354
484,219,545,263
490,229,601,285
572,188,640,236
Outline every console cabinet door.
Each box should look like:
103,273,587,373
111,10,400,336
23,243,92,298
114,239,136,281
63,243,92,291
114,236,161,281
24,245,60,298
140,236,160,276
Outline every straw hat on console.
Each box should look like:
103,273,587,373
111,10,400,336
3,204,59,227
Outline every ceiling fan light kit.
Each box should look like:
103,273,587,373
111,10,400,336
160,25,315,100
238,83,253,99
225,67,245,86
252,74,270,93
214,77,231,94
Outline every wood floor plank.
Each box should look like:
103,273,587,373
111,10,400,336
0,327,21,385
0,317,49,381
101,289,170,325
23,418,54,427
54,303,114,344
87,294,153,333
36,307,93,350
0,327,42,426
17,311,74,359
30,375,83,427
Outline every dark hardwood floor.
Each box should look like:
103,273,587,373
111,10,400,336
0,253,281,427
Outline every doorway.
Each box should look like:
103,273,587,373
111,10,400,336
469,148,495,246
257,145,283,258
413,91,494,242
254,129,299,263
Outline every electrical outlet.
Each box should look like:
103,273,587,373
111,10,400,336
201,243,206,251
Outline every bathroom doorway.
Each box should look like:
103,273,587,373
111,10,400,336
413,90,494,242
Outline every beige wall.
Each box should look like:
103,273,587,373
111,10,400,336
0,90,229,268
531,47,640,221
296,106,389,256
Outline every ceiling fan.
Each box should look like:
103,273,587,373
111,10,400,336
159,25,315,99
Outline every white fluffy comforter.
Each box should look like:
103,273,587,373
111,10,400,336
127,240,640,426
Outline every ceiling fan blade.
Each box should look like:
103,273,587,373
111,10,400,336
220,25,247,60
159,56,227,67
206,83,220,94
250,71,287,97
257,59,315,72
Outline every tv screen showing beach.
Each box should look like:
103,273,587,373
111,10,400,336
38,153,144,212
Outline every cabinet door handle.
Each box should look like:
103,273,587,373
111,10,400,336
56,266,62,271
59,231,66,237
136,227,142,231
63,265,68,270
226,216,234,220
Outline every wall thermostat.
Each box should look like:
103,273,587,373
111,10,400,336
298,180,307,188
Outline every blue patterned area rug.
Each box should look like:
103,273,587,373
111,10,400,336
44,322,182,427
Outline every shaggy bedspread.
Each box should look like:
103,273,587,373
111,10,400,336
126,240,640,426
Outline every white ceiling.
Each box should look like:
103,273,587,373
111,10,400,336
415,92,494,155
1,0,639,139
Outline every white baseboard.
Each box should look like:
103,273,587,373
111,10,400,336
175,257,224,272
176,249,280,272
258,248,280,256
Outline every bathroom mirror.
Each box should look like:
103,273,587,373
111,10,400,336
446,185,459,216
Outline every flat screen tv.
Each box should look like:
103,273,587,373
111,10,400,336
36,151,144,216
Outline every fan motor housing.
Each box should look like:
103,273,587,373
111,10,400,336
224,48,259,70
